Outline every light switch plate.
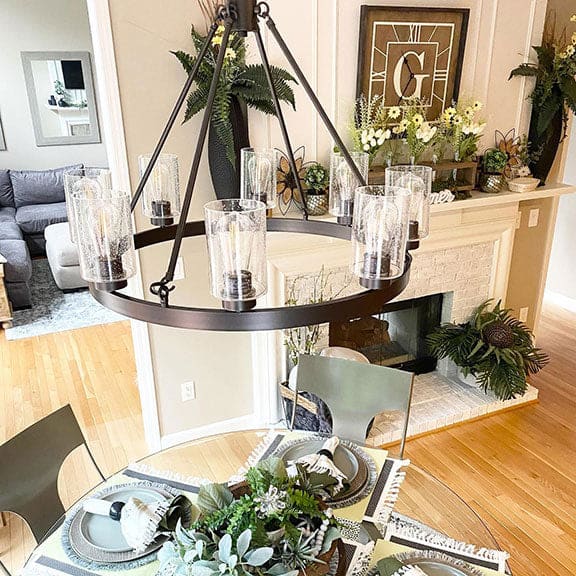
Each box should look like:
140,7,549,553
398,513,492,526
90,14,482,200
181,381,195,402
519,307,529,322
528,209,539,228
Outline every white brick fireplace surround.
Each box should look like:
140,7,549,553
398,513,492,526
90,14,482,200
249,188,576,445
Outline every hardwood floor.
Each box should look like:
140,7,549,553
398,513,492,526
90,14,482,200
1,303,575,574
0,321,147,572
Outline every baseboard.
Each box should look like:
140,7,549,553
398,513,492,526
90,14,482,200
160,414,259,450
544,290,576,313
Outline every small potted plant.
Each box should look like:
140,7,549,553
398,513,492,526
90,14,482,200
427,300,549,400
480,149,508,192
303,162,330,216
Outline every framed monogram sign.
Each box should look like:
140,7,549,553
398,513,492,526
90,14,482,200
356,6,469,119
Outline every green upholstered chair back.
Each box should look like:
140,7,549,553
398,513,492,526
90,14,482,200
295,354,414,455
0,404,104,544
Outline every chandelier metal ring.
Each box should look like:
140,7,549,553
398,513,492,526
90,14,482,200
89,218,412,332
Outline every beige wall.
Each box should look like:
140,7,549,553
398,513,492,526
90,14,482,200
546,1,576,302
107,0,548,442
0,0,107,170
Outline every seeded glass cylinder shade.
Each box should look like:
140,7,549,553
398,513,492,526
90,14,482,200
352,185,411,289
385,165,432,241
240,148,278,209
72,189,136,292
64,168,112,243
329,151,369,225
138,154,181,226
204,199,267,311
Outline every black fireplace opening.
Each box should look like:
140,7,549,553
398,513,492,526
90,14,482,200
329,293,444,374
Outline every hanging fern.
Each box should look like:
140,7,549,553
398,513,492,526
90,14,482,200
427,300,549,401
173,26,297,165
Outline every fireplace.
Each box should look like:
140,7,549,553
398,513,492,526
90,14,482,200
329,294,443,374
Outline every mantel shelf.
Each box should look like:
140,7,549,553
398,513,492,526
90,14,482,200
430,182,576,213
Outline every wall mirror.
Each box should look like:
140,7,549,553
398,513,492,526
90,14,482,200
21,51,101,146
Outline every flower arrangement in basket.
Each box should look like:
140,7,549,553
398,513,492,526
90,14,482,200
158,456,344,576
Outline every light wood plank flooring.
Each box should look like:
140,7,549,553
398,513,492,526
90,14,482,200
1,303,576,574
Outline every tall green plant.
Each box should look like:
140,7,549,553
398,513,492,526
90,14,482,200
173,26,297,165
427,300,549,400
509,14,576,150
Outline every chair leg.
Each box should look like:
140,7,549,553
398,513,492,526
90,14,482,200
0,559,11,576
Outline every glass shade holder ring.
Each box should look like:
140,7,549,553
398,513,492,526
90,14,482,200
204,199,267,312
83,0,417,331
73,188,136,293
329,151,369,227
385,164,433,251
138,153,181,227
352,185,411,290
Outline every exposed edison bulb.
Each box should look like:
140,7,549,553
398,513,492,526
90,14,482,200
241,148,277,209
139,154,180,226
204,199,267,310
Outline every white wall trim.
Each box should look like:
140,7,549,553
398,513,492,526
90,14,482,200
160,414,260,450
544,290,576,314
86,0,162,452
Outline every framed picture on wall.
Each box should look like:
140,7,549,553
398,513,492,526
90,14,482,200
357,6,469,119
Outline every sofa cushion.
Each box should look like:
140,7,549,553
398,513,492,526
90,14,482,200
0,239,32,283
15,202,68,235
45,222,79,267
0,206,16,223
10,164,82,208
0,221,23,240
0,170,14,208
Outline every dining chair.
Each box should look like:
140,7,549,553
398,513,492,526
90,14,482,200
292,354,414,457
0,404,105,548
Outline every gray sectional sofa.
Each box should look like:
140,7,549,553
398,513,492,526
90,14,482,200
0,165,81,308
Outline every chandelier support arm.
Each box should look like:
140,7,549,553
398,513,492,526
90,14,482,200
253,25,309,219
263,16,367,187
130,19,220,213
161,17,235,286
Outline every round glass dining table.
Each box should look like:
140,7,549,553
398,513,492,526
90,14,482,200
140,430,499,549
27,430,507,574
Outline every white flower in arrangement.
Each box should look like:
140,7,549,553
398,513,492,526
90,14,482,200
416,122,437,143
224,47,237,60
399,119,410,131
462,121,486,136
566,45,575,57
572,32,576,45
571,14,576,22
464,107,475,119
411,113,424,127
388,106,401,119
392,125,404,135
444,106,457,118
255,486,287,517
473,101,483,111
452,115,463,126
517,166,532,177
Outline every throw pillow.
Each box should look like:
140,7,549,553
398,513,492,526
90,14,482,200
10,164,83,208
0,170,14,208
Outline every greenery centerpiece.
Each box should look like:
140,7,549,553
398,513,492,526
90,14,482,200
392,99,437,164
427,300,549,400
436,101,485,162
479,149,508,193
302,163,329,216
158,457,341,576
509,12,576,182
173,18,296,199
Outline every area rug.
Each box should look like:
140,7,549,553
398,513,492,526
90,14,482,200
5,259,124,340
